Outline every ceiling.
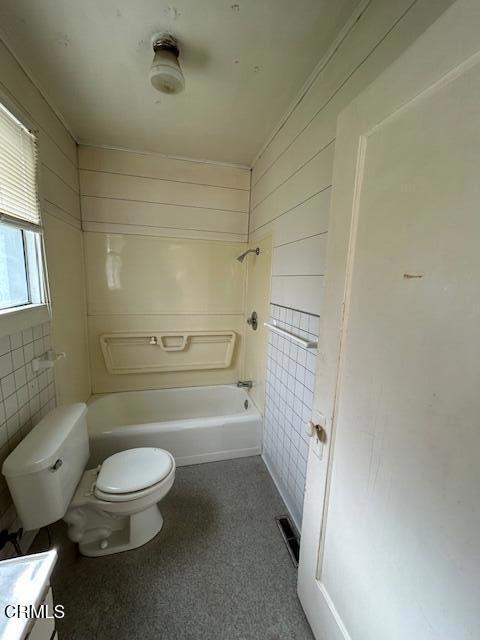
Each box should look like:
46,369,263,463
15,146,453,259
0,0,359,165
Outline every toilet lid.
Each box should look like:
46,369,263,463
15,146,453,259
96,448,173,494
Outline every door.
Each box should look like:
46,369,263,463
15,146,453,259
298,1,480,638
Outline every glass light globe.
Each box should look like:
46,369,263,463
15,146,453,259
150,47,185,94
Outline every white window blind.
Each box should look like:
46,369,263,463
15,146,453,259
0,102,41,230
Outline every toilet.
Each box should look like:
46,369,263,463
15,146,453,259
2,403,175,557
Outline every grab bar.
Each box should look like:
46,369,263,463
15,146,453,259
264,322,318,349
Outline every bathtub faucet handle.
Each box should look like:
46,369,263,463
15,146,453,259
237,380,253,390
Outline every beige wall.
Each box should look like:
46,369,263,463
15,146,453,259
0,40,90,405
247,0,455,523
79,146,251,393
249,0,454,316
0,39,90,537
0,2,457,536
43,214,90,403
79,146,249,242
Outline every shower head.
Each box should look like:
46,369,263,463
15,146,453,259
236,247,260,263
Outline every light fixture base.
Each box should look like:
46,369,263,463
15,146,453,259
152,34,179,58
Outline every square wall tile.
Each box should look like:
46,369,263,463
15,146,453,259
263,303,319,526
0,322,56,531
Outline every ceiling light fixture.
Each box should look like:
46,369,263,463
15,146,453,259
149,34,185,94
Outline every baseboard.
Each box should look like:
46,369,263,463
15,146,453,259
262,452,302,532
175,446,262,467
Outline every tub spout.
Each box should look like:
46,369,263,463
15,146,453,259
237,380,253,389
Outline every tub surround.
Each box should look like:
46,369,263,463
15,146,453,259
242,235,273,413
88,314,245,393
80,146,251,394
99,330,237,375
84,233,248,392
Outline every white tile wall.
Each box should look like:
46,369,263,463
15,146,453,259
263,303,318,527
0,322,56,534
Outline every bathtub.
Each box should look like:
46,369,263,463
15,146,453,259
87,385,262,467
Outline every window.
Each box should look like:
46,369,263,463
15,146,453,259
0,100,45,312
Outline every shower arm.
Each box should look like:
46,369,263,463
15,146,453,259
236,247,260,262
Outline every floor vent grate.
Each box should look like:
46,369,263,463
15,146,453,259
275,515,300,567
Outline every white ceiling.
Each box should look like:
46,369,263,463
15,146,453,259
0,0,359,165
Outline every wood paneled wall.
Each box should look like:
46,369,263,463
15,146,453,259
79,146,250,242
249,0,454,315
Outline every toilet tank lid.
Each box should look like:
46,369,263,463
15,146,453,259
2,403,88,478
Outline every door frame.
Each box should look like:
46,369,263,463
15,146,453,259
298,1,480,637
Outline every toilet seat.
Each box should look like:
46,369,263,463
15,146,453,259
94,448,174,503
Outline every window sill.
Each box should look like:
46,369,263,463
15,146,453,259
0,304,50,339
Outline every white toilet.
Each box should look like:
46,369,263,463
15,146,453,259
2,403,175,557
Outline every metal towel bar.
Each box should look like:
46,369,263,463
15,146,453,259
264,322,318,349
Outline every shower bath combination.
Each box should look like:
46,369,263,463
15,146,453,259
236,247,260,262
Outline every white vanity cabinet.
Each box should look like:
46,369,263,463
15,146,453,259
25,588,56,640
0,550,58,640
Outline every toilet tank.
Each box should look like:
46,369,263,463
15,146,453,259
2,403,90,530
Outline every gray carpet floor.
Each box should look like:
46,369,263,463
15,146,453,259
32,456,314,640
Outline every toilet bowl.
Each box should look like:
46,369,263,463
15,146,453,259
2,404,176,557
64,448,176,556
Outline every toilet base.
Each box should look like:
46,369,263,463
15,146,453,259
66,503,164,557
64,464,174,557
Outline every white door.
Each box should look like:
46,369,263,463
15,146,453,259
298,1,480,638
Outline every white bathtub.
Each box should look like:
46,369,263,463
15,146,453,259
87,385,262,467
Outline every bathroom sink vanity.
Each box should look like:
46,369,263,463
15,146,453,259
0,550,58,640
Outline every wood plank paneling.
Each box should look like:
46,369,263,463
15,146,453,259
38,130,79,193
82,221,246,243
272,235,327,277
80,170,249,212
43,199,81,230
79,145,251,242
0,41,77,165
252,0,451,185
79,146,250,190
271,275,324,314
250,0,454,315
41,165,81,221
81,196,248,234
250,147,334,233
273,189,331,246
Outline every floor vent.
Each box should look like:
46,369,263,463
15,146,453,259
275,515,300,567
